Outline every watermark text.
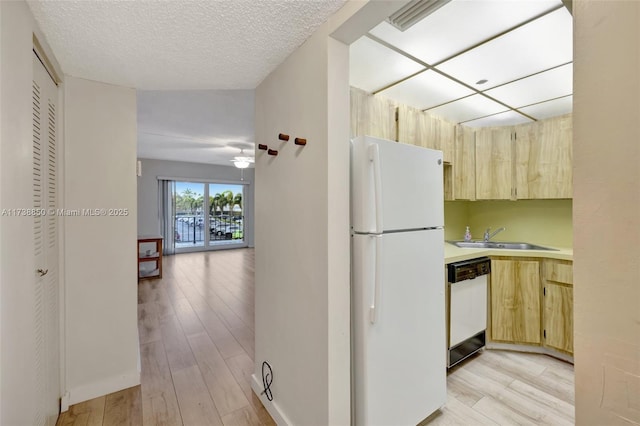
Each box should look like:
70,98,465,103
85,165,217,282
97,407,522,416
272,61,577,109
1,208,129,217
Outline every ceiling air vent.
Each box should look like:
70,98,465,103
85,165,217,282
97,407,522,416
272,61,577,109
387,0,453,32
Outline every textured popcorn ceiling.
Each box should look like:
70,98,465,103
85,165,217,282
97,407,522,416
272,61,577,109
27,0,348,165
27,0,347,90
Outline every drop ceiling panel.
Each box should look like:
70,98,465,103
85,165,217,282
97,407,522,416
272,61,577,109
519,96,573,119
436,8,572,88
427,94,508,123
463,111,533,128
484,63,573,108
350,37,425,92
369,0,563,64
378,70,474,110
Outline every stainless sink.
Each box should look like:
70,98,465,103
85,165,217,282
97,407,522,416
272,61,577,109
449,241,557,251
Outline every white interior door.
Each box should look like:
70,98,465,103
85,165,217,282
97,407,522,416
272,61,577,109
33,51,60,426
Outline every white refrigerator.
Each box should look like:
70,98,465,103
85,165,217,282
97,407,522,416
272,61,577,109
351,135,446,426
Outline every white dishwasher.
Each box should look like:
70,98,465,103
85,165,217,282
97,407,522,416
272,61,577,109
447,257,490,368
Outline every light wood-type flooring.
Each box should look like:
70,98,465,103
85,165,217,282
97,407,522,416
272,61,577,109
426,349,575,425
57,248,574,425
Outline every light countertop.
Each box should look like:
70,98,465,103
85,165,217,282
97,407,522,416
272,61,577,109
444,242,573,264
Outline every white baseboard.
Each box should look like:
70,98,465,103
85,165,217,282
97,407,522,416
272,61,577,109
251,374,292,426
60,391,71,412
67,369,141,406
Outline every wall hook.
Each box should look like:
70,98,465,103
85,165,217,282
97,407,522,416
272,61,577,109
294,138,307,146
258,144,268,150
278,133,290,142
268,149,278,156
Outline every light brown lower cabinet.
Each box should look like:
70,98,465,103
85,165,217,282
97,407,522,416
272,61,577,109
489,257,573,357
542,259,574,354
490,258,541,344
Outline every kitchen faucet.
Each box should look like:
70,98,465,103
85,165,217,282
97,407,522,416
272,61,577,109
484,227,506,242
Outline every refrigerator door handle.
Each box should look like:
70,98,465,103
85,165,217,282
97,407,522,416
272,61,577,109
368,144,383,234
370,234,382,324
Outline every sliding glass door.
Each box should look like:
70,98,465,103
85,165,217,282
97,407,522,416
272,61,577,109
174,182,205,249
208,183,244,247
166,180,245,253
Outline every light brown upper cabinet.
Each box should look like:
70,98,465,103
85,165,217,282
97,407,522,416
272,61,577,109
397,105,455,163
349,90,572,201
438,118,455,164
475,126,514,200
397,104,428,147
514,121,536,199
350,87,397,141
453,125,476,200
515,114,573,199
463,114,572,201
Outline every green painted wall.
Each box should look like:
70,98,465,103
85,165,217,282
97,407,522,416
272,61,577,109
444,201,470,241
445,199,573,248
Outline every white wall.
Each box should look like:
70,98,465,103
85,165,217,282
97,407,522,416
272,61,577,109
64,76,139,404
253,18,351,426
0,2,40,423
252,2,416,423
573,2,640,424
137,158,255,247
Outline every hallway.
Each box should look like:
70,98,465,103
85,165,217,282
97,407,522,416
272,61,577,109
57,248,274,426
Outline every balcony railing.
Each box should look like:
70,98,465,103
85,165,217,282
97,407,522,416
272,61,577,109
175,214,244,244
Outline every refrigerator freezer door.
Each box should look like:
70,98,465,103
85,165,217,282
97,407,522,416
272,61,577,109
351,136,444,233
352,229,446,426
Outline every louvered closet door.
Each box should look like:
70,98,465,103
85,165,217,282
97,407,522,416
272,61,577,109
33,51,60,426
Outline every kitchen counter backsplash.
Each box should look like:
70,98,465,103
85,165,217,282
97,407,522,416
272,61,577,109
445,199,573,248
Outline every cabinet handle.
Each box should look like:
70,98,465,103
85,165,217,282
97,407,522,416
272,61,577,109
37,268,48,277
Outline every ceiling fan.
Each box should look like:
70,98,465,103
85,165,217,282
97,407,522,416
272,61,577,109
231,148,255,169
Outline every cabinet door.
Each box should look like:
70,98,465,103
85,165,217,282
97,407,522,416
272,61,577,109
397,105,455,163
543,283,573,354
350,87,397,140
397,104,421,146
438,117,455,164
453,125,476,200
491,259,541,344
513,122,535,199
518,115,572,199
475,127,513,200
542,259,573,354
